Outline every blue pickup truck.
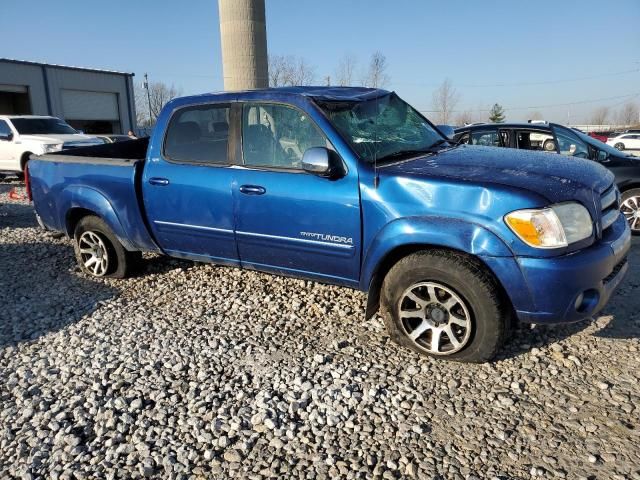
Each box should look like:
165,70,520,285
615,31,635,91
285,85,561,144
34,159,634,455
27,87,631,362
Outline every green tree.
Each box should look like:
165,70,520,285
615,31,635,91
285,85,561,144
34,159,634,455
488,103,505,123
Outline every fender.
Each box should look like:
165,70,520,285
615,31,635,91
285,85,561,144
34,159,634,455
60,185,136,251
361,215,514,290
360,216,517,319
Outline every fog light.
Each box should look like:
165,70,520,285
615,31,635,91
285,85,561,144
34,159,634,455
574,293,585,311
574,289,599,314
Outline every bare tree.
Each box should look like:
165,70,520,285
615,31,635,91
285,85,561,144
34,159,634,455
335,54,358,86
134,84,149,126
362,51,390,88
268,55,316,87
590,106,610,126
454,110,475,126
431,78,460,124
617,101,639,126
529,111,544,121
134,81,182,126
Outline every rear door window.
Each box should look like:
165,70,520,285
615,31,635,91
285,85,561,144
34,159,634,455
470,130,500,146
164,104,230,164
516,130,555,151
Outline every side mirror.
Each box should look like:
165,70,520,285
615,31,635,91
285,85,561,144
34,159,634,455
436,125,455,140
0,132,13,141
302,147,341,177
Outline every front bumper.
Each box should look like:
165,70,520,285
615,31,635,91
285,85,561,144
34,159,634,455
484,214,631,324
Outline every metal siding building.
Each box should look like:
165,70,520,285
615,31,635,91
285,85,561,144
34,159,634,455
0,59,136,134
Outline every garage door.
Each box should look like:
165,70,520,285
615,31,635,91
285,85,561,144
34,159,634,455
61,90,119,121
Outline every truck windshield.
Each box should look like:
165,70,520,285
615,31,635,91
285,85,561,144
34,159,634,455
11,117,78,135
317,93,445,164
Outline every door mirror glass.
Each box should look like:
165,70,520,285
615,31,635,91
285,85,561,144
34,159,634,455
597,149,610,162
0,132,12,141
302,147,335,176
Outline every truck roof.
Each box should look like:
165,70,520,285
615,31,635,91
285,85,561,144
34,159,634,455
0,115,57,120
182,86,391,103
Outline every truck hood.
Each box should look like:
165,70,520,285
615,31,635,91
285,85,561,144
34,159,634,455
382,145,614,203
18,134,101,144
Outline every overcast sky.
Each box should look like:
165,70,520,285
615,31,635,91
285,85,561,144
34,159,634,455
2,0,639,123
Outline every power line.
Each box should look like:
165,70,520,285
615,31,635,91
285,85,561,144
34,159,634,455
392,68,640,88
418,92,640,114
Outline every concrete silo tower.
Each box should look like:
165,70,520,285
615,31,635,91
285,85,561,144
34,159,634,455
218,0,269,91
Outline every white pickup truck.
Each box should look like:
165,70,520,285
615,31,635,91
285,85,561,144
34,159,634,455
0,115,103,177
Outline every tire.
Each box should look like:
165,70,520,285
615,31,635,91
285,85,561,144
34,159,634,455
17,152,32,180
543,140,556,152
614,143,625,151
380,249,510,363
620,188,640,235
73,216,140,278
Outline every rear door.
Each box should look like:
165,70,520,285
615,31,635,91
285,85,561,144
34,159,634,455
142,102,239,264
470,128,501,147
232,101,361,284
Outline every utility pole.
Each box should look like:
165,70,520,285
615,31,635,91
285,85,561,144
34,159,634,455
325,76,331,86
144,73,153,125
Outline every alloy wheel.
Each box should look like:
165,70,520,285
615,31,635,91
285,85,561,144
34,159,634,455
621,195,640,232
398,281,472,355
78,231,110,276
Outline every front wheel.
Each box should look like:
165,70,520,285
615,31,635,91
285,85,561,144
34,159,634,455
380,249,511,363
621,188,640,235
73,216,140,278
614,142,625,151
543,140,556,152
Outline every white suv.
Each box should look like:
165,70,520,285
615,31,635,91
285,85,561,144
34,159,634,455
0,115,103,175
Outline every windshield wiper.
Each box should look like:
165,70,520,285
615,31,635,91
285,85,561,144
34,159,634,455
375,149,431,163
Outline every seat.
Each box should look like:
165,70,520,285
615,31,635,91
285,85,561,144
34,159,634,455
243,124,285,166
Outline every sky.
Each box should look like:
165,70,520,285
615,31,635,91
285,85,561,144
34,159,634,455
2,0,639,124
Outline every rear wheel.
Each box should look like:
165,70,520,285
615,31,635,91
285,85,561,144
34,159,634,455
73,216,140,278
614,142,625,151
621,188,640,235
381,249,510,363
543,140,556,152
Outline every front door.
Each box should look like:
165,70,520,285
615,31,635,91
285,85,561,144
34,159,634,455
233,102,361,284
142,102,239,264
0,120,17,170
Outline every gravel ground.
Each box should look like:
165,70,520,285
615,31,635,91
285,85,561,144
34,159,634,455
1,178,639,480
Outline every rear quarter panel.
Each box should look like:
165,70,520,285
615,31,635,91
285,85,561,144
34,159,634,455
29,158,159,252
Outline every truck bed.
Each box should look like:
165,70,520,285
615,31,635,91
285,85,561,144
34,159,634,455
28,137,159,253
38,137,150,164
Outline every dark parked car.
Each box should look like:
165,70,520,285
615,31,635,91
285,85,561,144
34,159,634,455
454,122,640,234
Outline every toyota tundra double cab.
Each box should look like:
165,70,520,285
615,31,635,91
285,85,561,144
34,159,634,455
27,87,631,362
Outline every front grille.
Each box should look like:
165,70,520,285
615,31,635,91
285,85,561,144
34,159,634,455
603,257,627,285
600,184,620,234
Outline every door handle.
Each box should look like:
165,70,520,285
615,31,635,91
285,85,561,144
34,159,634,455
239,185,266,195
148,177,170,186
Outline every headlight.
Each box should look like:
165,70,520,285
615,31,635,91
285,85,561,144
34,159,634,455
505,202,592,248
41,143,63,153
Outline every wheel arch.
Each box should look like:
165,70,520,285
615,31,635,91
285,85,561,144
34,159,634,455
20,151,33,170
364,243,515,320
60,186,136,251
361,217,515,319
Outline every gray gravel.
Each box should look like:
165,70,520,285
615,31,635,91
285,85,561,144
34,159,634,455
1,178,639,479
